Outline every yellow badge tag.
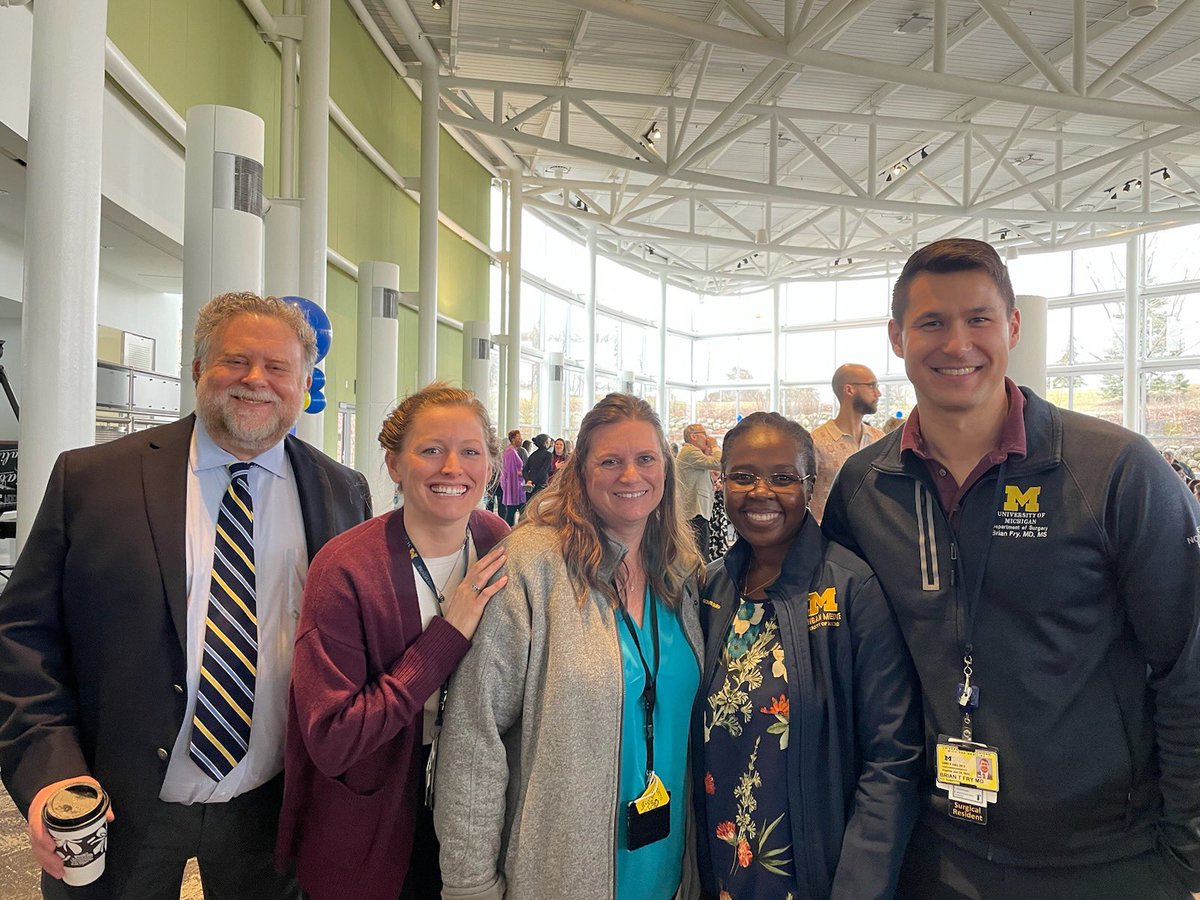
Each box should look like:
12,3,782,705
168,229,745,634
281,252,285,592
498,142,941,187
634,772,670,814
936,739,1000,793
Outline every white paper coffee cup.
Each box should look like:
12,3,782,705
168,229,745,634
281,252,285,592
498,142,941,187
42,782,110,887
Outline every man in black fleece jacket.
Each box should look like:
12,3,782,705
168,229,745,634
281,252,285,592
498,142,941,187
823,239,1200,900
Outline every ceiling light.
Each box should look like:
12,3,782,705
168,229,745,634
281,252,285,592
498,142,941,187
891,162,908,177
1126,1,1157,16
431,0,444,9
920,147,929,159
1163,169,1171,181
894,13,932,34
649,122,662,142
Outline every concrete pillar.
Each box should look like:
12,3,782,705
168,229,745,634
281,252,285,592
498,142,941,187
417,63,440,386
1011,294,1048,396
355,261,400,513
16,0,107,548
463,319,491,401
296,0,330,448
506,167,522,432
547,351,564,437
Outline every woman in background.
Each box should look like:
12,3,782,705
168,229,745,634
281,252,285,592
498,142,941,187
549,437,569,479
499,428,526,525
278,384,510,900
436,394,704,900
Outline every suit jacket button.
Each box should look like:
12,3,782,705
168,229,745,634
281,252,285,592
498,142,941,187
157,748,169,761
173,683,184,694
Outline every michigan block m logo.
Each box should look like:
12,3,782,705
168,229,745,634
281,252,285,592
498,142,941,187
1003,485,1041,512
808,587,838,616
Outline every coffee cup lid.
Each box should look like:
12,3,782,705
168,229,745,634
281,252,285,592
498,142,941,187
44,784,108,830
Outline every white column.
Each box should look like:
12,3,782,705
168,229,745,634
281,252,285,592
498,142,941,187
463,319,491,400
264,199,302,298
506,167,522,432
296,0,330,447
279,0,299,199
658,273,668,424
584,229,597,405
771,283,782,411
17,0,107,548
547,351,564,437
356,261,401,513
1011,295,1048,396
182,105,266,417
417,63,440,385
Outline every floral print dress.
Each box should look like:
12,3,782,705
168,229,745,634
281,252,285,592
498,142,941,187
702,598,796,900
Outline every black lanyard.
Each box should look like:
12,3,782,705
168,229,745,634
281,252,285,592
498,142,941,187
407,532,469,607
952,460,1008,741
407,532,470,730
617,590,660,777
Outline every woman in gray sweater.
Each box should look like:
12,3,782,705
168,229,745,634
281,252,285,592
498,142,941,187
435,394,705,900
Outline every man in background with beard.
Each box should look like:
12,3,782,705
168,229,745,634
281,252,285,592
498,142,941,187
809,364,884,523
0,293,370,898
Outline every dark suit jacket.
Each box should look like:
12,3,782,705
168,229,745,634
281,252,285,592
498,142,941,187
0,415,371,895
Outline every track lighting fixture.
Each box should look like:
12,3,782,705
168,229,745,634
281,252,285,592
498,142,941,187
431,0,444,8
649,122,662,142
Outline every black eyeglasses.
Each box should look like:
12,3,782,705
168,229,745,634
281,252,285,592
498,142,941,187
725,472,815,493
848,381,880,390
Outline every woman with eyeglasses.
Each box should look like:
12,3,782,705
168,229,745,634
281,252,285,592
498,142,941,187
694,411,923,900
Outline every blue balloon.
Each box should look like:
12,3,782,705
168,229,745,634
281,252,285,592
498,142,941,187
309,367,326,392
305,366,327,415
282,295,333,363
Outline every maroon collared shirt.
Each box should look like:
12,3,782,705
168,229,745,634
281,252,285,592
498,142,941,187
900,378,1028,517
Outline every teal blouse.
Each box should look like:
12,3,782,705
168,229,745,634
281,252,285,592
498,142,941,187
614,589,700,899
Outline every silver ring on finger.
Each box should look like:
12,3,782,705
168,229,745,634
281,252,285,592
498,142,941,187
470,583,483,593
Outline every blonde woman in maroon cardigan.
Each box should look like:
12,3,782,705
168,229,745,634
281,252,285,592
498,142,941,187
277,383,510,900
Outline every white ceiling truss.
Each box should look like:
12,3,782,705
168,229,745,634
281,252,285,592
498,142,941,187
367,0,1200,291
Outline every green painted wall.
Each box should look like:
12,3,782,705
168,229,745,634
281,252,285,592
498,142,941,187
107,0,493,456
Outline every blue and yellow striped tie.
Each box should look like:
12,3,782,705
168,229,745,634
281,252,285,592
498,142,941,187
189,462,257,781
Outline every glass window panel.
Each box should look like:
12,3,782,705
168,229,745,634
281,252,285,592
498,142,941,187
520,283,543,350
667,388,694,440
783,281,836,325
1142,368,1199,452
597,256,658,319
874,381,916,430
521,212,550,281
544,294,568,354
1071,244,1124,294
1008,249,1071,299
779,385,835,432
667,285,699,331
666,333,692,382
835,324,891,374
594,373,617,405
595,313,621,371
1046,372,1123,426
1047,307,1071,366
619,321,650,373
783,331,836,382
694,334,772,383
566,370,587,437
544,228,587,293
519,357,541,432
489,183,504,254
735,388,770,421
836,277,889,320
1143,293,1200,361
1071,302,1125,364
1145,224,1200,285
691,291,772,333
695,388,738,437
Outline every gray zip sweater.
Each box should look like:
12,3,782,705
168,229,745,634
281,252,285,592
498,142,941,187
435,524,703,900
